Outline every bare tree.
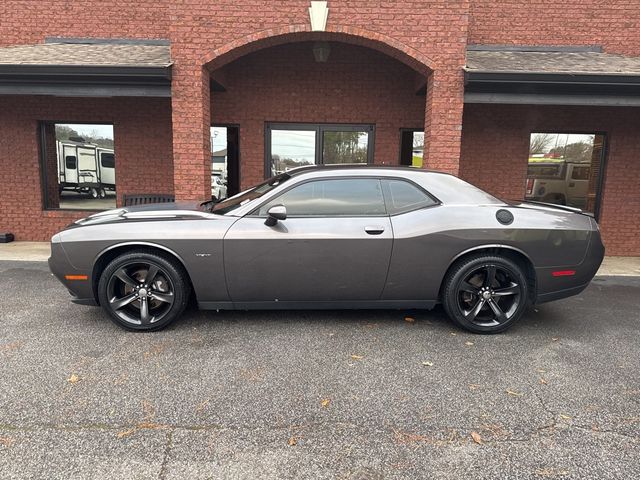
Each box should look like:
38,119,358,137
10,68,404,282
529,133,555,154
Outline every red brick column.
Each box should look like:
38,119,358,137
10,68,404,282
43,123,60,209
423,68,465,176
171,63,211,200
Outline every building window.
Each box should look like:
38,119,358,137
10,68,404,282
265,123,374,177
526,133,606,216
39,122,116,210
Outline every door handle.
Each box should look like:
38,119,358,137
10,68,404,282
568,182,575,187
365,226,385,235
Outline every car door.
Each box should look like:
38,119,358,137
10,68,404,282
223,177,393,304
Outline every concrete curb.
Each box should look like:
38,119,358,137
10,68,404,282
0,242,638,276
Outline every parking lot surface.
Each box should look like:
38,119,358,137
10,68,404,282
0,260,638,479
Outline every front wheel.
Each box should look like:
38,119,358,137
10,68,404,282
97,251,190,331
442,254,529,334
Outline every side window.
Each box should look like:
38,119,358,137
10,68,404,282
65,155,77,169
571,166,589,180
100,153,115,169
382,179,437,214
258,178,386,217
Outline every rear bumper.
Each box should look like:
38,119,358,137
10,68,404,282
534,226,605,304
535,282,590,304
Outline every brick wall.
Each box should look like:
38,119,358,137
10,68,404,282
0,96,173,241
211,42,425,188
460,104,640,256
0,1,169,46
469,1,640,55
168,0,470,199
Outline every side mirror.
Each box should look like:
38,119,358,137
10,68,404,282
264,205,287,226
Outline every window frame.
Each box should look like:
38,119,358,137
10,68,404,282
38,120,116,212
249,175,441,219
526,130,608,220
264,122,375,178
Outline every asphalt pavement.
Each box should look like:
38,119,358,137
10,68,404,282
0,260,638,479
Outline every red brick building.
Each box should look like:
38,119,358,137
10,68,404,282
0,1,638,255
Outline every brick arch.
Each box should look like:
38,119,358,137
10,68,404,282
204,24,433,75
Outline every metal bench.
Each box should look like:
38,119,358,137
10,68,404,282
122,194,175,207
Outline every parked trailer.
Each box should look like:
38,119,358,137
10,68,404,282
57,139,115,198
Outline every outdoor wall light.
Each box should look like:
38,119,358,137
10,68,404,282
312,41,331,63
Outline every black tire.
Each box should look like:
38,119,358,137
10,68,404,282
97,251,190,331
442,254,529,334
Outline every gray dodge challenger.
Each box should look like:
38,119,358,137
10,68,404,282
49,165,604,334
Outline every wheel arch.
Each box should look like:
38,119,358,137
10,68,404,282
441,245,537,302
91,242,195,305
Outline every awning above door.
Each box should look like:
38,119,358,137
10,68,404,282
464,46,640,106
0,39,172,97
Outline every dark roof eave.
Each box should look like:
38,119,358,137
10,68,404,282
464,69,640,86
0,63,172,80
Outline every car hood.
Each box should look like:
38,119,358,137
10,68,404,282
71,201,211,227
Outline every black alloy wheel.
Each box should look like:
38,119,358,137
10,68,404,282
442,254,529,334
98,251,190,331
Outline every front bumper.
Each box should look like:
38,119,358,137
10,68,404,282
48,241,97,306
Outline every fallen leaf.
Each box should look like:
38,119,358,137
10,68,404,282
288,436,297,446
559,414,572,420
0,436,14,447
536,368,547,373
464,341,474,346
470,431,483,445
551,337,560,342
539,378,548,385
117,428,136,439
67,373,79,384
450,332,457,336
404,316,415,323
422,361,434,367
469,384,481,391
350,354,364,360
506,389,523,397
321,398,331,408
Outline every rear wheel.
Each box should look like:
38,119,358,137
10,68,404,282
97,251,190,331
442,254,529,334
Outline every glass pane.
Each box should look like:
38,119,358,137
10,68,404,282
259,179,385,217
322,131,369,164
526,133,604,213
384,179,435,214
412,132,424,168
43,123,116,210
210,126,229,199
270,129,317,175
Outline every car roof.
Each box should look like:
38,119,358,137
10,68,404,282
281,164,503,206
286,164,448,176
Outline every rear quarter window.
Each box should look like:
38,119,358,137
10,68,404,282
382,179,437,215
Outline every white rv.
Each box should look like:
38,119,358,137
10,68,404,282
57,137,115,198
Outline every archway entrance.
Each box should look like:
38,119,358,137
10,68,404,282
207,39,428,192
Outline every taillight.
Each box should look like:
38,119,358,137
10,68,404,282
526,178,534,195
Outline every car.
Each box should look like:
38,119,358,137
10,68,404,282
49,165,605,334
525,161,591,208
211,174,227,200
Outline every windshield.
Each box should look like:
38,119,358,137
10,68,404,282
209,173,290,214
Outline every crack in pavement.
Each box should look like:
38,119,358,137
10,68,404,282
158,429,174,480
